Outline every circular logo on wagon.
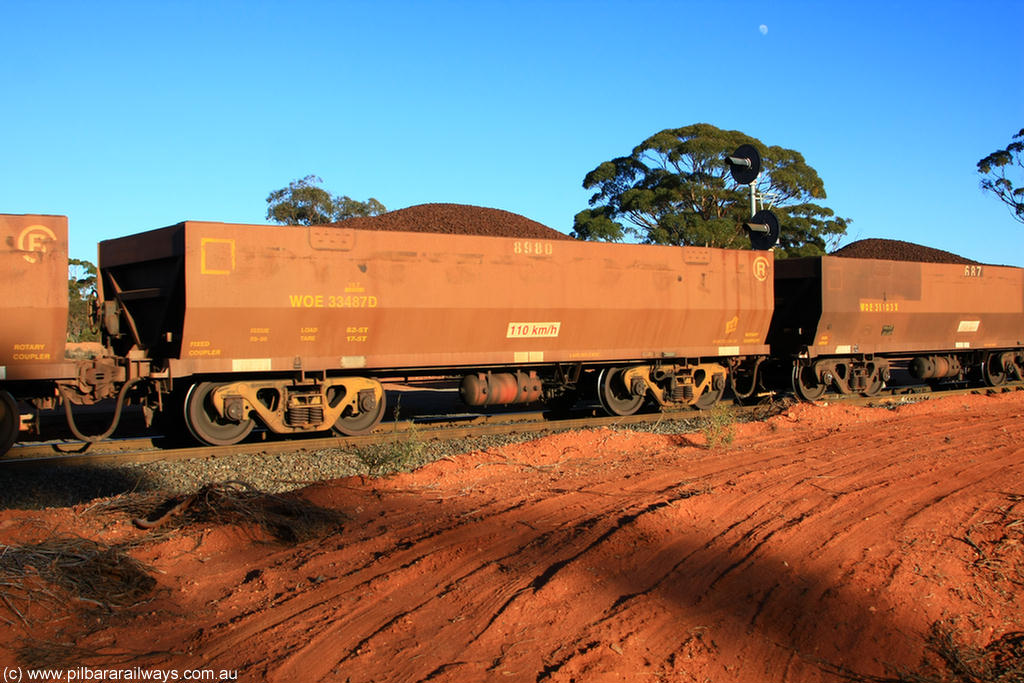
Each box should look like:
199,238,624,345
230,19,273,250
17,224,57,264
753,256,770,282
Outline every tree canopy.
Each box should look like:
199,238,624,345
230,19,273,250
977,128,1024,224
266,175,387,225
572,123,849,256
68,258,98,343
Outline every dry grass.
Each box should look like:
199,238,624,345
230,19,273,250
98,480,348,543
826,492,1024,683
826,621,1024,683
0,536,155,625
954,492,1024,596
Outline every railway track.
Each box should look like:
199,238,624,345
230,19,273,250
1,408,709,467
3,382,1021,469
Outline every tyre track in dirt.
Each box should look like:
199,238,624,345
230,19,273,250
229,399,1015,679
6,393,1021,682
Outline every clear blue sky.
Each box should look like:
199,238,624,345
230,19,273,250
2,0,1022,266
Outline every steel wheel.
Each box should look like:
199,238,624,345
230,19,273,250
983,354,1006,387
694,374,726,410
0,390,18,457
597,367,645,416
862,370,886,397
792,364,827,402
332,388,386,436
184,382,254,446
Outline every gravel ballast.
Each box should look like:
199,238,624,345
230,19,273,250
0,411,743,510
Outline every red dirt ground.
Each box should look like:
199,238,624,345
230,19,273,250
2,392,1022,682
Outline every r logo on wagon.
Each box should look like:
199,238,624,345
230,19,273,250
753,256,770,282
17,224,57,264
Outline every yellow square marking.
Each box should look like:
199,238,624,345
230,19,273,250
201,238,236,275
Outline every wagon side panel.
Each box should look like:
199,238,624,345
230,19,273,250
0,214,71,381
813,256,1023,356
160,223,773,376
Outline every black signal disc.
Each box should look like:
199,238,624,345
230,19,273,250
728,144,761,185
746,209,780,250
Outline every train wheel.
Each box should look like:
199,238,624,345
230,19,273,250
0,390,18,457
184,382,255,446
332,390,386,436
597,367,645,416
862,370,886,397
792,364,827,402
694,376,726,410
983,354,1006,387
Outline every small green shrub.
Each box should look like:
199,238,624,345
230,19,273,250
353,425,425,476
699,403,736,449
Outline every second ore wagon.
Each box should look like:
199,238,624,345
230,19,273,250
96,219,775,445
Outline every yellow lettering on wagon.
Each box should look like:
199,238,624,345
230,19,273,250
346,325,369,343
859,300,899,313
187,340,222,357
12,343,51,360
513,241,554,256
288,294,379,308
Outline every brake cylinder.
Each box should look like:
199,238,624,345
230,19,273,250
909,355,962,379
460,371,542,406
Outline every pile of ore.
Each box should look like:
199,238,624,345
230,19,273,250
831,238,978,265
336,203,574,241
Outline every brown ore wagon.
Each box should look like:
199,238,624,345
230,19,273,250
0,214,74,453
1,214,72,383
97,220,775,444
769,255,1024,399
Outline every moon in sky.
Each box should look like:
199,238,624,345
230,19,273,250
759,24,768,35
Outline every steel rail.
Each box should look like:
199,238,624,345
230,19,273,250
3,382,1020,469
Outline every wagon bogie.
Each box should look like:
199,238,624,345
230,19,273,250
182,375,387,445
590,361,732,416
980,349,1024,387
790,356,890,400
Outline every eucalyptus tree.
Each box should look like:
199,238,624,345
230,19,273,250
573,123,849,256
977,128,1023,224
266,175,386,225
